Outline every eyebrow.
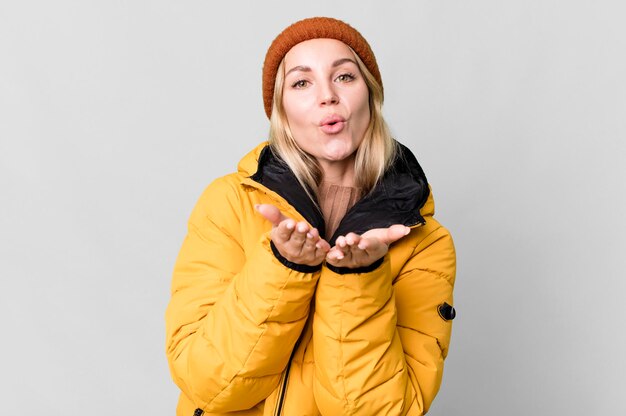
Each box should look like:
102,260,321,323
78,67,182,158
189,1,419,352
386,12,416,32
285,58,358,77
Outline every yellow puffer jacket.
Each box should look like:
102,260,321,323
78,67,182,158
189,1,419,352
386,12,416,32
165,142,456,416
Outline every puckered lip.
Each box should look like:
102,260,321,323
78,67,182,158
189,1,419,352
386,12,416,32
319,114,346,126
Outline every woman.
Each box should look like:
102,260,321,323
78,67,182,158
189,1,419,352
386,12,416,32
166,17,456,416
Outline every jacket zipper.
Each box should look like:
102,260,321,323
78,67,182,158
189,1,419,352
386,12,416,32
191,354,295,416
273,335,302,416
273,365,290,416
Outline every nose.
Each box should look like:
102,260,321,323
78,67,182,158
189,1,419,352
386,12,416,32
320,94,339,105
319,82,339,106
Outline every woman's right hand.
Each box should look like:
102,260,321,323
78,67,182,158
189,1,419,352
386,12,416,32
255,204,330,266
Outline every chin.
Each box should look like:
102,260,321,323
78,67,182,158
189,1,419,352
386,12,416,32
323,150,355,162
322,141,357,158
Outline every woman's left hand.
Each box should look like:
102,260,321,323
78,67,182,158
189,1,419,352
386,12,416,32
326,224,411,269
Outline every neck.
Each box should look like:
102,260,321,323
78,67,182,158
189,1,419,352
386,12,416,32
318,157,356,187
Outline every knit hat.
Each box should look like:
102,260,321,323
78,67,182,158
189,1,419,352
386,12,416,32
262,17,382,119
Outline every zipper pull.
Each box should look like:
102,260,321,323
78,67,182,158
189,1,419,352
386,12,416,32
193,409,204,416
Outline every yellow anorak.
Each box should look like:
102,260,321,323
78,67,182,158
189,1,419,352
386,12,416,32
165,142,456,415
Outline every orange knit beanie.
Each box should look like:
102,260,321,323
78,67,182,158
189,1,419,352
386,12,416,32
262,17,382,119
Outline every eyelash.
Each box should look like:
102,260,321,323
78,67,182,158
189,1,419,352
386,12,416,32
291,79,309,89
290,73,357,89
335,73,356,82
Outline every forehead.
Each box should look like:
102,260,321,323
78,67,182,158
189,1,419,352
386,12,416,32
284,38,355,67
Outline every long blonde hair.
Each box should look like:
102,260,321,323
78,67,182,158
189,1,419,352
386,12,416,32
268,47,397,201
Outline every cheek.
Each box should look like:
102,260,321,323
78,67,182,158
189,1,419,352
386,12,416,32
283,95,310,127
353,89,371,129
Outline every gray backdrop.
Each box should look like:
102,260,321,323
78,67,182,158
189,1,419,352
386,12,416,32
1,1,625,414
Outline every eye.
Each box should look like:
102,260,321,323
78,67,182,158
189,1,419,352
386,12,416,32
335,73,356,83
291,79,309,89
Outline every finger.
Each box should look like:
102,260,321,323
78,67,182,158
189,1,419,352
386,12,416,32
344,232,361,247
306,227,319,240
299,227,323,263
348,244,369,264
380,225,411,246
357,237,373,251
255,204,288,227
315,238,331,252
326,246,355,267
305,228,329,251
327,247,345,261
329,239,350,255
302,231,317,251
273,219,296,242
325,255,341,266
337,242,384,268
290,221,309,248
311,237,330,262
360,236,392,255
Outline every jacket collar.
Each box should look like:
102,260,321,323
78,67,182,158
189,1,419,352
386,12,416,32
245,142,431,244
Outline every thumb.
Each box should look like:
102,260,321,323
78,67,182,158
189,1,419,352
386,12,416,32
255,204,287,227
380,224,411,245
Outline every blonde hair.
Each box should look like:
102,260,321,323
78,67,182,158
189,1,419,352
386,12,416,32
268,48,397,201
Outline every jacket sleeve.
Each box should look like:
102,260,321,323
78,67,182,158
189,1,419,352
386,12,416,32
165,178,319,413
312,223,456,415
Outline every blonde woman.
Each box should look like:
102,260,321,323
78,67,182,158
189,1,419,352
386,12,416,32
166,17,457,416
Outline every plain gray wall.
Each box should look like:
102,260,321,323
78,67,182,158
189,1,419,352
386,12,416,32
1,1,625,414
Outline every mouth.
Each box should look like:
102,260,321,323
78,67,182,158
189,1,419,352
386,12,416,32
319,115,346,134
320,115,346,127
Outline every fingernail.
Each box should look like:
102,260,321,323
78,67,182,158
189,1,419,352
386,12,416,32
404,227,411,235
306,232,313,239
358,243,366,250
286,222,294,230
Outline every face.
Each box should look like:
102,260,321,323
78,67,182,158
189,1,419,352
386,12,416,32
281,38,371,171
